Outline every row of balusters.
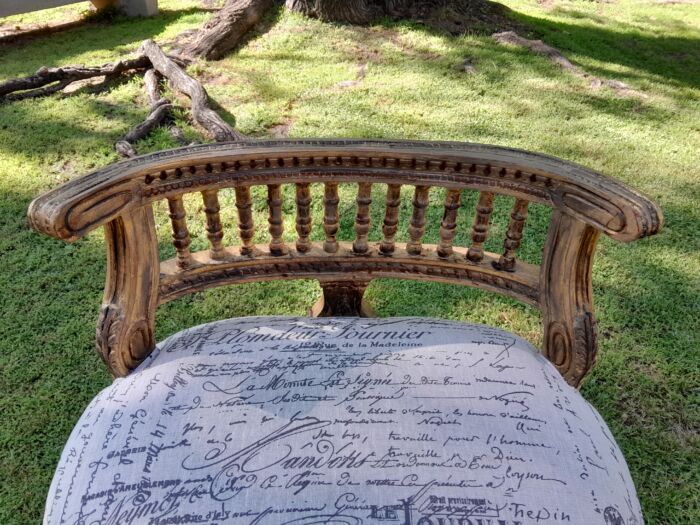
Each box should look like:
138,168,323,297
165,183,529,272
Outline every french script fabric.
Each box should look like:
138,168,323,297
45,317,642,525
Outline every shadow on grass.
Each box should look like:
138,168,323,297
320,9,699,99
0,6,212,77
0,96,152,159
510,11,700,90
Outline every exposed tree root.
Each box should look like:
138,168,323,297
115,69,174,158
0,38,244,156
3,0,617,160
140,39,245,142
177,0,276,60
492,31,645,97
0,56,150,100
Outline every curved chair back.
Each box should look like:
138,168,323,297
28,139,662,386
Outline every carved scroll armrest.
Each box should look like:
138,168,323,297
539,200,661,388
28,175,159,376
27,171,142,242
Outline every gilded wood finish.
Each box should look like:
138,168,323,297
28,139,662,387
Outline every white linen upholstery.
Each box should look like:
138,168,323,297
45,317,642,525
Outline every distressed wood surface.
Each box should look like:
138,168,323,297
96,206,159,375
380,184,401,256
234,186,255,256
323,182,340,254
295,183,312,253
27,139,663,385
467,191,494,263
352,182,372,255
407,185,430,256
493,198,529,272
166,196,194,269
437,188,461,258
201,190,226,260
267,184,288,256
540,212,601,387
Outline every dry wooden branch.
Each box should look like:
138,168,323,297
492,31,644,97
140,39,245,142
115,69,175,158
143,68,163,106
180,0,275,60
116,101,173,158
0,56,150,100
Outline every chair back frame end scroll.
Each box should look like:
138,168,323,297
27,139,663,387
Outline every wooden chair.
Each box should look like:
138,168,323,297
29,139,661,524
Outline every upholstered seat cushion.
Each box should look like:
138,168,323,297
45,317,642,525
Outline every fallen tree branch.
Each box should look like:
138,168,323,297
116,100,173,157
492,31,644,97
140,39,245,141
5,80,73,101
143,68,163,106
116,69,175,157
0,56,150,100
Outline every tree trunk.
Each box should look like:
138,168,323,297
182,0,275,60
285,0,382,24
284,0,519,36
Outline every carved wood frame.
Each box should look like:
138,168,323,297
28,139,662,387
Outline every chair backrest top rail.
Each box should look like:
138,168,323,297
28,139,661,244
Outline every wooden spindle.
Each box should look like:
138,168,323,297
167,196,194,268
467,191,494,263
323,182,339,254
235,186,255,256
353,182,372,254
380,184,401,256
406,186,430,256
267,184,287,256
201,190,226,260
493,199,529,272
437,188,461,258
295,183,312,253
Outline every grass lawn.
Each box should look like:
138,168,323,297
0,0,698,523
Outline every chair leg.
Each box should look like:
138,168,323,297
311,280,375,317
